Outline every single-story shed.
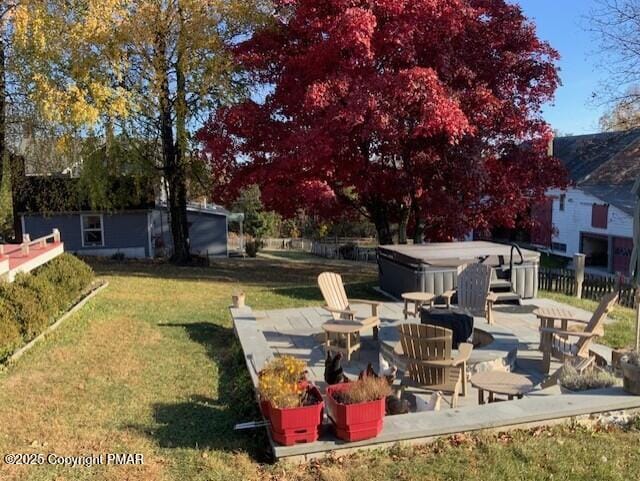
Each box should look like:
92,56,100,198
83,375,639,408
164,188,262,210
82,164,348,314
22,210,153,258
16,176,230,259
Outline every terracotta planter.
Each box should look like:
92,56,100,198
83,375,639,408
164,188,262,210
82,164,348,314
621,358,640,395
269,385,324,446
232,292,246,308
612,349,632,372
326,383,386,442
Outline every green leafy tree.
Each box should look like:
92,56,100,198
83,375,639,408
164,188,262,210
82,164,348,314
232,184,284,239
13,0,268,263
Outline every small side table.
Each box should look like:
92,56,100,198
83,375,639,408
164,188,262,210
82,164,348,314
322,318,379,361
470,371,533,405
401,292,435,320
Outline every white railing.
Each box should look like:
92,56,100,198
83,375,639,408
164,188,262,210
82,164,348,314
13,229,61,256
1,229,64,281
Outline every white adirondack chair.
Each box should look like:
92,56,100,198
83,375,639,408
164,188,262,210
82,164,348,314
442,263,496,323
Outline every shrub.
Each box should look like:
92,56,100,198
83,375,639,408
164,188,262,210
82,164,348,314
0,253,94,352
36,254,94,306
0,282,50,340
245,240,259,258
111,252,126,261
559,364,618,391
0,301,21,361
18,272,64,314
332,376,392,405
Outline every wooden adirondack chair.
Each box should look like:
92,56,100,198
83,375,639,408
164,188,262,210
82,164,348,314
398,323,473,408
442,263,496,324
539,292,618,374
318,272,381,360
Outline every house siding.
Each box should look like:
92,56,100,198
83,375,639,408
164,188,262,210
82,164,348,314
22,212,151,258
546,187,633,272
188,211,228,257
151,209,228,257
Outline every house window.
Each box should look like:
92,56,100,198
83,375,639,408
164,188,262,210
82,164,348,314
591,204,609,229
551,242,567,253
559,194,566,211
81,214,104,247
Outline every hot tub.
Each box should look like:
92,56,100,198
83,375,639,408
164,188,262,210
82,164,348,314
377,241,540,299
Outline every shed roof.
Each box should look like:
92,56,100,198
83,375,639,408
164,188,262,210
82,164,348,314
553,130,640,186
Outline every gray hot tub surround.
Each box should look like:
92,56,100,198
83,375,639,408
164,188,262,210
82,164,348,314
378,241,540,300
378,316,520,374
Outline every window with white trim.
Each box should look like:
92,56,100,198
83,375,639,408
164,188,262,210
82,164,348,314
81,214,104,247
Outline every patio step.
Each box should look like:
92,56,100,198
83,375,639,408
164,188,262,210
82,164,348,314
490,279,513,291
491,291,521,304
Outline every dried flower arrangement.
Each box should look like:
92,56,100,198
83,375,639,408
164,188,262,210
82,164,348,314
559,363,617,392
626,351,640,367
331,375,392,405
258,356,318,409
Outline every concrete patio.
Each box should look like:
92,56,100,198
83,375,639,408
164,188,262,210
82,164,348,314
231,297,640,461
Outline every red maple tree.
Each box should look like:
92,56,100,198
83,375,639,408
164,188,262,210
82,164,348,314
198,0,567,244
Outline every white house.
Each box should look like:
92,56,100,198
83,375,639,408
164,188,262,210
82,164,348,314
535,130,640,275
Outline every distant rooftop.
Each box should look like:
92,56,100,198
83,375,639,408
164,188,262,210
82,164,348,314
553,130,640,215
553,130,640,186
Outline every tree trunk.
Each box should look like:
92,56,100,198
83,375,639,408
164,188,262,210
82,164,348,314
412,203,424,244
397,204,410,244
368,200,393,245
11,155,24,241
171,34,191,263
0,34,5,187
157,30,190,264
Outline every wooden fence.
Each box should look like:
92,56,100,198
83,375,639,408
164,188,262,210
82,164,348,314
309,241,377,262
538,267,637,308
257,237,378,263
260,238,314,250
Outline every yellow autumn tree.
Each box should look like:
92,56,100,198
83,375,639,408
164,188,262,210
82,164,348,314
13,0,268,262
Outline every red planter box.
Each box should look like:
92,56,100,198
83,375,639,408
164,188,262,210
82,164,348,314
326,383,386,441
259,398,271,419
269,385,324,446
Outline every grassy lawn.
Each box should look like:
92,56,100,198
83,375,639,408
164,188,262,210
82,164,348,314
1,255,639,481
539,290,637,349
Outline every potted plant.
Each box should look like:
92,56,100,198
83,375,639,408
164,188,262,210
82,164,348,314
621,352,640,395
558,363,618,394
326,376,391,441
231,291,246,308
258,356,323,445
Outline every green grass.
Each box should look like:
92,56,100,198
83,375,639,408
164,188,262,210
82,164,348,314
539,290,637,349
0,255,639,480
259,249,319,262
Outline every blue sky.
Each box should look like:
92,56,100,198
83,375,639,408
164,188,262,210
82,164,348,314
516,0,606,135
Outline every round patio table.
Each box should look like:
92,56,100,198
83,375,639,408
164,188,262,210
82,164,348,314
470,371,534,405
401,292,435,320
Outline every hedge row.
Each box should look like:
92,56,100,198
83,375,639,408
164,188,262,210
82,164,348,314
0,253,94,362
